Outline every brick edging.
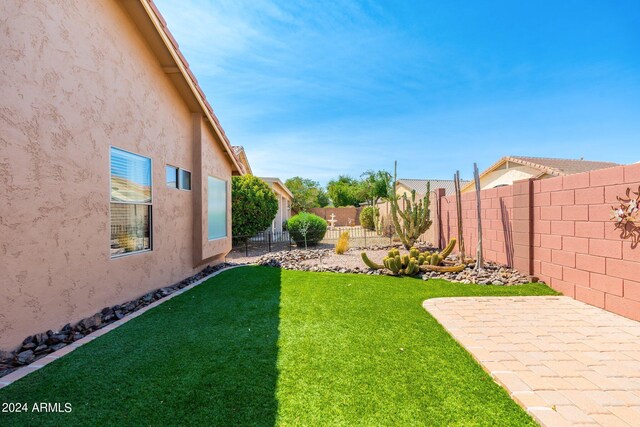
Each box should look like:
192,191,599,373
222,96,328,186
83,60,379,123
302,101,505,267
0,265,244,390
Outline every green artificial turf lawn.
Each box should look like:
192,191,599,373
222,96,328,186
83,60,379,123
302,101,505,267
0,266,558,426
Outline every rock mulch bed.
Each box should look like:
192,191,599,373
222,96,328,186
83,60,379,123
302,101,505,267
256,244,432,275
256,246,538,286
0,263,230,379
422,261,535,285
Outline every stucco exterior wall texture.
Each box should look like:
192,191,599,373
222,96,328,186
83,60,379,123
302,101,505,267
439,163,640,321
0,1,232,349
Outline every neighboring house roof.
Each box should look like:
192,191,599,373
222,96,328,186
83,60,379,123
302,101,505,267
232,146,253,175
126,0,242,174
397,179,470,196
259,177,294,199
461,156,621,192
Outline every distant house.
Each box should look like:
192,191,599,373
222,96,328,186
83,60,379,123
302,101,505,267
396,179,469,197
461,156,621,193
259,178,293,234
232,146,253,175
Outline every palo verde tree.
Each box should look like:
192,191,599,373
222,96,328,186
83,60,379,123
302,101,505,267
232,175,278,238
284,177,328,212
327,175,364,207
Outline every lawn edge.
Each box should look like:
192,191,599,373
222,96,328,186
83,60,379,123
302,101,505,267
0,264,246,390
423,296,570,426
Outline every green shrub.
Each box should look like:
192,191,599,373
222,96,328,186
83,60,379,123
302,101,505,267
359,206,378,230
287,212,327,247
232,175,278,237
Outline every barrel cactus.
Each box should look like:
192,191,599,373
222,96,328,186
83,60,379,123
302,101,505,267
360,238,464,276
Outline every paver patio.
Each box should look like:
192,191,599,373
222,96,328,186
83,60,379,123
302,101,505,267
424,296,640,426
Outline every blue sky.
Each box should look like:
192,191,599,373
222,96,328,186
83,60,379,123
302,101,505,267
155,0,640,184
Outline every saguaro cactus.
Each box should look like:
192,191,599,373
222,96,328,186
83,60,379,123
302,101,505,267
390,161,432,249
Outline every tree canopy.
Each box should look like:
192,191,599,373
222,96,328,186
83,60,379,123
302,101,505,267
360,170,392,206
231,175,278,237
285,177,328,212
327,175,365,207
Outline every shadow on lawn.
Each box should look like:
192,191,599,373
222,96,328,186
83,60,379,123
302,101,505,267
0,266,282,427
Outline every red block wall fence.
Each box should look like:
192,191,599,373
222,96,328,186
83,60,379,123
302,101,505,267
438,162,640,321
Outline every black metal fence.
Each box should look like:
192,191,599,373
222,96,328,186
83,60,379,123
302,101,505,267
231,230,293,256
230,225,412,257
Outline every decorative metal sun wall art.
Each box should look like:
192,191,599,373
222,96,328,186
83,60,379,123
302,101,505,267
610,185,640,248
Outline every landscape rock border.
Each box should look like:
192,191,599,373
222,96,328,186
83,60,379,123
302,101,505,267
255,246,540,286
0,263,232,380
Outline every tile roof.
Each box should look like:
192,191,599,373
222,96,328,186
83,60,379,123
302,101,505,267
460,155,622,192
144,0,242,174
397,179,470,196
232,145,252,174
509,156,621,176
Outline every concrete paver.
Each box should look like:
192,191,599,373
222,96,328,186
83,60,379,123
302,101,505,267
424,296,640,426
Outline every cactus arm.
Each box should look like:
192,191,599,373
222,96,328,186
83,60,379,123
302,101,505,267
439,238,457,259
421,264,466,273
361,252,384,270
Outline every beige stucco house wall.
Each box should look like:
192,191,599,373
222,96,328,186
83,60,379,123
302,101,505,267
396,182,417,199
468,164,544,192
460,156,620,194
0,0,241,350
260,178,293,234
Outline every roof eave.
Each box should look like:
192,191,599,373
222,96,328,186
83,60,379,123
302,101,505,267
140,0,243,175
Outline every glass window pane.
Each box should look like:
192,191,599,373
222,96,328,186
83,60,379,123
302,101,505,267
110,204,151,256
110,147,152,203
179,169,191,190
207,176,227,240
166,165,178,188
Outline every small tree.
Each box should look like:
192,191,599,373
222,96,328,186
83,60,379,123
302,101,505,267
360,170,392,233
298,219,311,249
232,175,278,238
